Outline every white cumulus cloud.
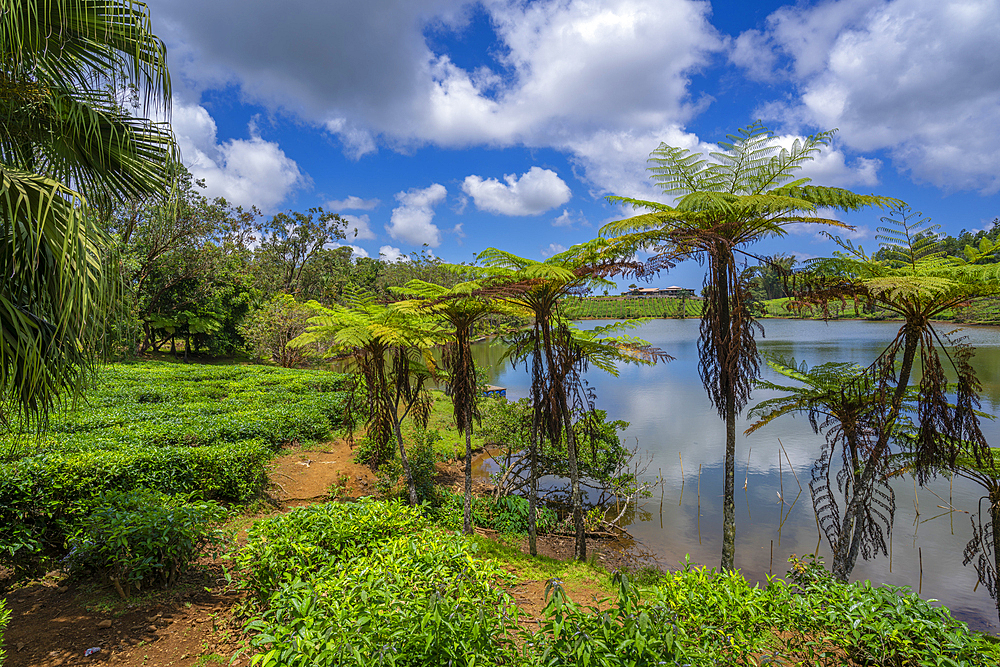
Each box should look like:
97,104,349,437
149,0,723,195
379,245,408,262
541,242,567,257
552,209,589,228
772,134,881,187
387,183,448,247
335,243,369,258
327,195,380,211
462,167,571,216
738,0,1000,194
342,214,376,240
171,102,304,212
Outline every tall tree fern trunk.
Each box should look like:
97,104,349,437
717,257,737,572
559,388,586,561
991,487,1000,625
394,419,418,506
528,415,539,556
463,406,473,535
528,338,543,556
721,391,737,570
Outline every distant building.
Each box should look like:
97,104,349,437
624,286,695,298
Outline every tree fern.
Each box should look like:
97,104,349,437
602,122,896,572
875,206,943,268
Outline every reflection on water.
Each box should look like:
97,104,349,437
474,319,1000,632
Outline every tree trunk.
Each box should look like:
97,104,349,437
991,486,1000,625
463,405,473,535
717,257,737,572
393,418,418,506
832,325,920,580
560,389,586,561
528,396,540,556
721,391,737,570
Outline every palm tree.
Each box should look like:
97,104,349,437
802,206,1000,579
1,0,176,434
602,122,894,570
292,289,444,505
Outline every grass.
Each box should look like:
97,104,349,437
470,534,611,593
399,389,486,460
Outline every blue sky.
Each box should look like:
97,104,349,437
147,0,1000,291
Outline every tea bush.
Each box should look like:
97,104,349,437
0,597,9,666
432,490,558,535
236,501,1000,667
523,574,689,667
237,499,519,666
779,555,999,666
64,488,230,595
0,362,350,572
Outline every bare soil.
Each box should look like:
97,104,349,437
4,564,244,667
268,439,377,504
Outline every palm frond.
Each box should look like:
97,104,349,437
2,0,171,111
0,165,111,433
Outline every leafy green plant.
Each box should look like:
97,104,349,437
432,490,558,535
326,471,351,501
783,555,1000,666
241,294,328,367
0,597,9,666
523,573,688,666
236,499,519,667
0,362,350,572
350,434,391,468
65,488,230,596
408,429,442,503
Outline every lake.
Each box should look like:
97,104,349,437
475,319,1000,631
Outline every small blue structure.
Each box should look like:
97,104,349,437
483,385,506,399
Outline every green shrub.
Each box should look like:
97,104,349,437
65,488,229,595
236,499,430,598
350,435,391,468
408,429,441,503
362,430,441,502
523,574,688,667
0,362,350,573
432,490,558,535
0,439,270,574
781,555,1000,666
648,558,784,660
237,499,518,667
0,597,9,666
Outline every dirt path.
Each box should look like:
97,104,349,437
268,439,377,504
5,565,244,667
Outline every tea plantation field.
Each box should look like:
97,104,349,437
561,296,701,319
0,362,350,572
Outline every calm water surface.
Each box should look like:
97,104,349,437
474,319,1000,631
